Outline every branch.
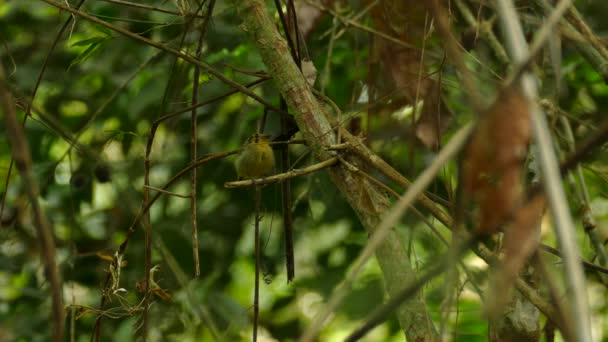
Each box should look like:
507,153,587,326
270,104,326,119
0,64,65,341
496,0,592,340
224,157,338,188
235,1,438,340
38,0,285,114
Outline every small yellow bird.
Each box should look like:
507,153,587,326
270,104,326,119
235,133,275,179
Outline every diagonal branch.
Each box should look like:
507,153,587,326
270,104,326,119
234,0,438,341
0,64,65,341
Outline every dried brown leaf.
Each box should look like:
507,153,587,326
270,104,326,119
367,0,452,147
462,85,531,234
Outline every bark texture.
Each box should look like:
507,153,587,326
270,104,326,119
235,1,438,340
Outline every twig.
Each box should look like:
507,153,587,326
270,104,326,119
344,237,476,342
558,119,608,173
93,150,237,341
532,252,573,340
475,243,565,332
56,51,161,166
564,5,608,61
503,0,573,86
142,139,152,342
540,244,608,275
152,78,270,130
253,185,261,342
530,0,608,82
454,0,509,64
559,116,608,270
142,185,191,198
303,0,431,55
335,135,454,226
319,13,337,94
427,0,485,113
154,240,221,341
224,157,338,188
334,0,378,41
97,0,208,18
190,0,215,280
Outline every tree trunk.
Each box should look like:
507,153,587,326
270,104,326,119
235,1,438,340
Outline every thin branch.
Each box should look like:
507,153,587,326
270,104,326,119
529,0,608,82
558,118,608,173
343,156,484,298
97,0,208,18
224,157,338,188
454,0,509,64
299,122,474,342
0,65,65,342
427,0,485,113
190,0,215,280
333,135,454,227
152,78,270,128
345,237,476,342
253,185,261,342
559,116,608,269
126,150,240,252
1,0,87,240
154,239,221,341
563,5,608,61
303,0,431,55
39,0,284,114
540,244,608,275
143,185,191,198
94,150,237,340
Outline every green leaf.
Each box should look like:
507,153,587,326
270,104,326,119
71,36,106,47
93,24,114,37
68,41,105,70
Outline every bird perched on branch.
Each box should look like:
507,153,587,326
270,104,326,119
235,133,275,179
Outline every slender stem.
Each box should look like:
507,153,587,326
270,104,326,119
253,185,261,342
559,116,608,269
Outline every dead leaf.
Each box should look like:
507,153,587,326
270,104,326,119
462,85,531,234
367,0,452,148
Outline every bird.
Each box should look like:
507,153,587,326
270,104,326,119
235,133,275,179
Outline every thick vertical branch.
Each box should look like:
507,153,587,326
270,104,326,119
279,101,296,282
235,1,437,340
0,65,65,341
